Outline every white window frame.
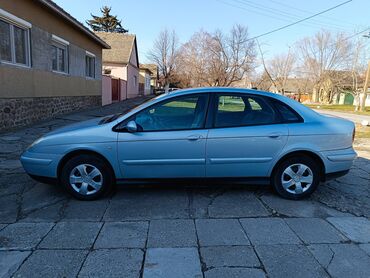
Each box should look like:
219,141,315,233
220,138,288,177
51,34,69,74
85,50,95,79
0,9,31,67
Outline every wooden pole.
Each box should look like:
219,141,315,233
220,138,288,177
360,61,370,111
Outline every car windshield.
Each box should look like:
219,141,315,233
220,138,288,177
98,93,169,125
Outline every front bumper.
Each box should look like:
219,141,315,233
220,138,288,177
20,150,62,178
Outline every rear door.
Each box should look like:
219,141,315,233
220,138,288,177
206,93,288,178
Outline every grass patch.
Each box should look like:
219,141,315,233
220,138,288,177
355,124,370,138
306,104,370,116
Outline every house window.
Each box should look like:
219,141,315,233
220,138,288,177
85,51,95,78
134,75,137,87
0,17,30,66
51,35,69,73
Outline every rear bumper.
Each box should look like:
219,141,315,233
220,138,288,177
320,147,357,175
324,169,349,181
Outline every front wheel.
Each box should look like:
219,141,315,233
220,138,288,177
60,154,113,200
272,155,320,200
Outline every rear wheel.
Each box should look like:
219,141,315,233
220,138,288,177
272,155,320,200
60,154,113,200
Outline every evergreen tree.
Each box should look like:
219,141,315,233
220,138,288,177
86,6,128,33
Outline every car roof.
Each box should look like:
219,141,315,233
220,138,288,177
173,87,321,120
114,87,321,124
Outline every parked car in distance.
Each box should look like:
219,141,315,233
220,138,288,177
21,88,357,200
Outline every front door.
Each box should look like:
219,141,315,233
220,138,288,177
206,94,288,177
117,94,209,179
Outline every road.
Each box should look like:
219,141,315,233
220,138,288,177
0,98,369,278
314,109,370,124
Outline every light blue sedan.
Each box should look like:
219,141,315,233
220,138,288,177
21,88,357,200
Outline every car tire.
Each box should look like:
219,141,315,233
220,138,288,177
60,154,114,200
272,155,320,200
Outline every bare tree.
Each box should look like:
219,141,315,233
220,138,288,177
176,25,256,87
267,50,296,95
147,29,179,92
296,30,353,104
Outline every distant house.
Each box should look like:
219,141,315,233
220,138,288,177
144,63,160,89
139,65,152,96
0,0,110,130
95,32,139,100
267,78,314,102
312,70,363,104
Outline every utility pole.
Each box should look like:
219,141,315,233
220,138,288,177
360,32,370,111
360,61,370,111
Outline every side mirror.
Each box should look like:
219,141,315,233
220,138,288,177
126,120,138,133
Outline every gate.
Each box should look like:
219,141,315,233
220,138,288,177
111,78,120,102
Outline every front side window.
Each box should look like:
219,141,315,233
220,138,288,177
132,94,209,131
85,55,95,78
215,94,277,128
52,41,68,73
0,19,30,66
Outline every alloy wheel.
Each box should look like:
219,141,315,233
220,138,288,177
69,164,103,195
281,163,314,195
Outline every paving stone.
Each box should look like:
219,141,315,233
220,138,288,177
200,246,260,268
255,244,328,278
0,173,34,196
260,194,350,217
39,222,102,249
308,244,370,278
148,219,197,248
79,249,143,278
62,199,109,221
240,218,301,245
196,219,249,246
0,159,23,172
208,190,270,218
104,189,189,221
359,244,370,256
14,249,87,277
0,251,31,278
21,183,67,214
94,221,148,249
0,194,18,223
0,222,53,250
0,224,7,231
20,202,64,222
204,268,266,278
143,248,202,278
285,218,348,244
327,217,370,243
0,135,21,141
0,144,21,154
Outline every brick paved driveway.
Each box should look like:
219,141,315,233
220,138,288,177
1,97,370,278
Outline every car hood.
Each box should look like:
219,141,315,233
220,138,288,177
47,117,104,136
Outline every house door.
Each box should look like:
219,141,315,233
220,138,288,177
112,78,120,102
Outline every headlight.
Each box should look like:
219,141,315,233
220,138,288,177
27,137,44,150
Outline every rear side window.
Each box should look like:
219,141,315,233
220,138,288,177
273,101,302,123
214,94,278,128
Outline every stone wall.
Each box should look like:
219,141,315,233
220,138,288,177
0,96,101,131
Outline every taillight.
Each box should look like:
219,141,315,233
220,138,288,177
352,127,356,142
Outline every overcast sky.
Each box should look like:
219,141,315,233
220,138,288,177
54,0,369,63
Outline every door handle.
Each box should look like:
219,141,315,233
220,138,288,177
187,135,202,141
268,133,283,139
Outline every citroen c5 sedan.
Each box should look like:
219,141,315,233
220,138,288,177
20,88,357,200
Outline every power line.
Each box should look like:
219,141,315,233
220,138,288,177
233,0,351,30
244,0,352,41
